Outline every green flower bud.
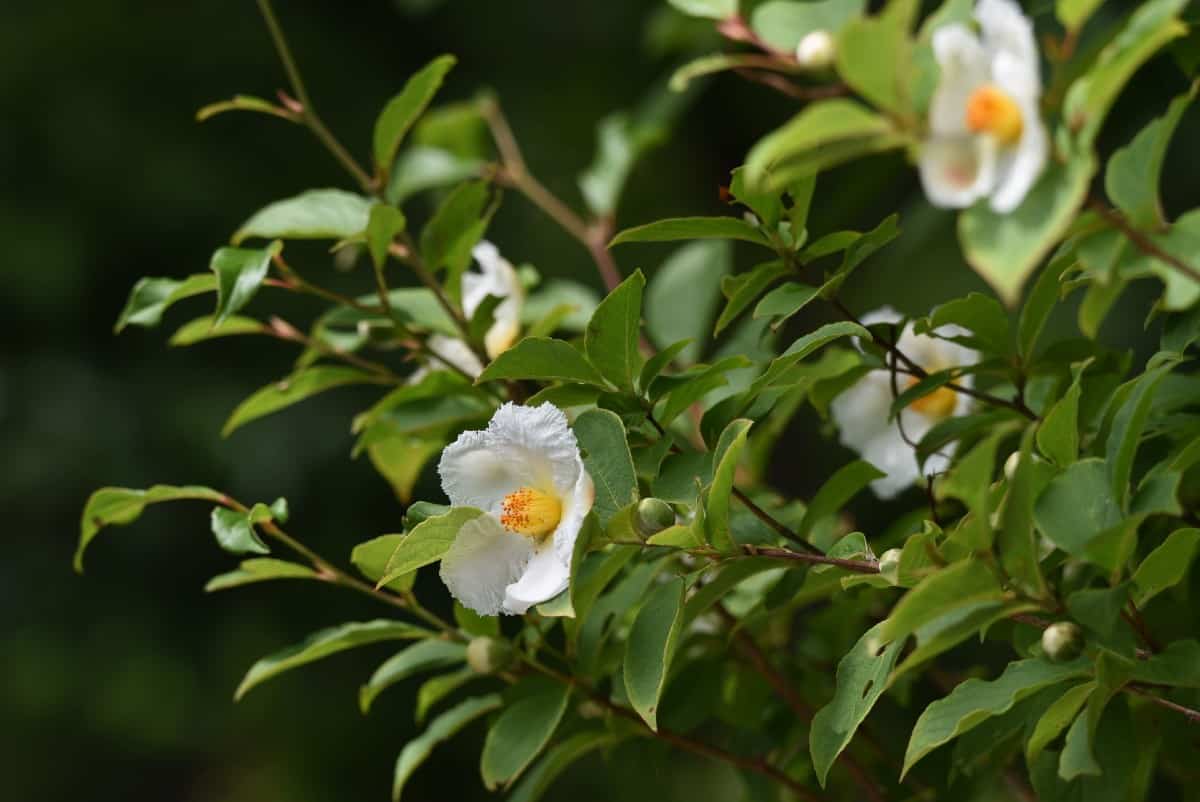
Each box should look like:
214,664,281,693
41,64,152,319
466,636,514,675
635,498,676,538
1041,621,1084,662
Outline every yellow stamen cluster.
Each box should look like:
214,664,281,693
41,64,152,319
965,84,1023,145
500,486,562,539
906,377,959,420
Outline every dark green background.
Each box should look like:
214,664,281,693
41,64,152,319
2,1,1188,800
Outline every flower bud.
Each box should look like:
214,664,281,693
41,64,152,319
635,498,676,538
466,636,514,675
1041,621,1084,662
795,30,836,70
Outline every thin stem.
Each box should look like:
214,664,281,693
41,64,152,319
479,99,623,292
256,0,376,194
715,605,887,802
1088,197,1200,284
272,254,382,314
743,544,879,574
732,487,824,554
832,298,1037,420
1126,685,1200,724
266,316,404,383
733,69,848,101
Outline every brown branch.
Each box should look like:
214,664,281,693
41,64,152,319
745,544,880,574
1087,197,1200,285
733,69,848,101
265,316,402,382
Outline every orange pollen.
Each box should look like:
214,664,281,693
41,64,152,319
965,84,1023,145
905,377,958,420
500,486,562,539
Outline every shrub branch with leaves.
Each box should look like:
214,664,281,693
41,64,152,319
81,0,1200,800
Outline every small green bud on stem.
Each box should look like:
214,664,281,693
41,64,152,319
1041,621,1084,662
466,636,514,674
635,497,676,538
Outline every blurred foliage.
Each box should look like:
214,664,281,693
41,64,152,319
4,1,1199,801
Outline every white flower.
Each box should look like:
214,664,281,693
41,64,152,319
830,307,978,499
918,0,1047,214
436,403,595,616
795,30,836,70
409,240,523,383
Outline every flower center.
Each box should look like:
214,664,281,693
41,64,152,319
965,85,1023,145
905,378,958,420
500,486,562,539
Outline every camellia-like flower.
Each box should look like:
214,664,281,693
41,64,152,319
437,403,594,616
919,0,1047,214
411,240,523,381
831,307,978,499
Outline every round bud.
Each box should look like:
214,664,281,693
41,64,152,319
1041,621,1084,662
635,498,676,538
576,699,606,720
1004,452,1021,481
795,30,836,70
466,636,514,675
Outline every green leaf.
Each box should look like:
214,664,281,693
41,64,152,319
610,216,771,248
645,240,731,364
373,55,457,174
507,731,621,802
1106,364,1171,509
918,293,1011,355
960,156,1093,306
1132,528,1200,607
716,260,789,335
753,282,819,327
360,639,468,713
744,99,898,190
367,435,445,505
750,0,866,52
834,0,917,116
902,657,1090,778
233,190,372,244
1034,458,1122,556
1000,427,1051,597
1063,0,1188,150
1056,0,1103,32
1037,365,1084,466
667,0,736,19
624,576,686,730
573,410,638,528
1018,254,1071,360
367,203,407,270
394,695,501,801
639,339,692,393
810,622,904,786
940,430,1005,550
204,558,318,592
222,366,378,437
375,507,485,588
585,270,645,391
1105,82,1196,230
477,337,607,386
75,484,225,572
352,534,416,592
210,241,281,325
387,145,483,204
797,460,884,542
419,180,496,276
1027,681,1096,763
657,355,751,425
748,321,869,396
196,93,291,122
115,274,217,332
480,684,571,789
236,620,431,700
706,419,753,553
169,315,263,346
414,668,482,724
877,559,1003,647
210,506,269,555
1129,639,1200,688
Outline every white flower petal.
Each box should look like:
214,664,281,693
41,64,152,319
919,135,997,209
552,469,594,566
858,425,921,500
463,240,524,358
831,372,894,453
438,402,583,515
409,334,485,385
930,24,990,136
440,515,536,616
988,98,1047,213
502,545,570,614
977,0,1039,87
